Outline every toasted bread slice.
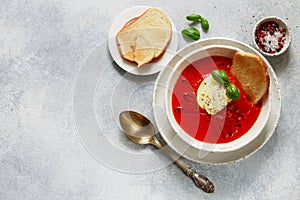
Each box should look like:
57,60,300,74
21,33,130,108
116,7,172,67
134,34,155,67
230,52,269,105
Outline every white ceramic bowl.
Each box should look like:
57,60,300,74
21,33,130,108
164,45,271,153
252,16,291,57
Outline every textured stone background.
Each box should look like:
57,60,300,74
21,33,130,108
0,0,299,199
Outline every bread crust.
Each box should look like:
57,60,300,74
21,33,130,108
116,7,172,67
230,52,269,105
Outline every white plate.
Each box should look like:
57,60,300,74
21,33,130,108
108,6,179,75
153,37,281,165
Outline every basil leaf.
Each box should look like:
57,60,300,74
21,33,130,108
182,28,200,40
186,14,202,22
226,83,240,100
201,17,209,31
212,70,229,85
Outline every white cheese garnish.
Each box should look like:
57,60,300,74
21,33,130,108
197,75,231,115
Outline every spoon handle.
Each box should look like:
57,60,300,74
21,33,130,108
186,167,215,193
151,137,215,193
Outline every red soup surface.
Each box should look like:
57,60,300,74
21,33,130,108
172,56,262,144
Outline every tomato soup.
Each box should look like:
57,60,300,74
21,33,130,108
171,56,262,144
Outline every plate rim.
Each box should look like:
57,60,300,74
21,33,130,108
153,37,281,165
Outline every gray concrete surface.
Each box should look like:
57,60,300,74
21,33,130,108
0,0,299,199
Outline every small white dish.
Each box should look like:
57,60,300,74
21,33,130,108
108,6,178,75
252,16,291,57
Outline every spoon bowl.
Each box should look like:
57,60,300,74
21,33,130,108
119,111,155,144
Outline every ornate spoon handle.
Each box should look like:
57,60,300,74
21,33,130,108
150,137,215,193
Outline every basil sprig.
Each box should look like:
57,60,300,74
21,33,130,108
211,70,240,100
182,14,210,41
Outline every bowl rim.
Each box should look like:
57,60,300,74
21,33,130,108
252,16,292,57
164,44,271,153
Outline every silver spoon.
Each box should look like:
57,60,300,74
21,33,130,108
119,110,215,193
